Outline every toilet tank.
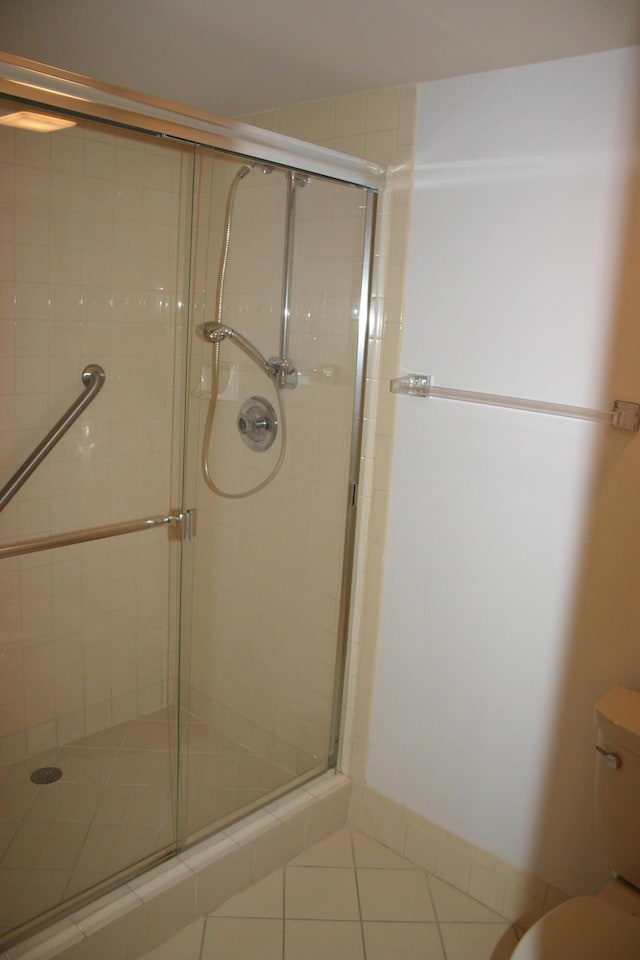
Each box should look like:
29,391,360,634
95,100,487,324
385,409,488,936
594,687,640,889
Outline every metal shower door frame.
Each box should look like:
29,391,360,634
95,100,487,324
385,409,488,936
328,187,378,768
0,53,385,190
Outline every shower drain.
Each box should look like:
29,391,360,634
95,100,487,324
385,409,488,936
30,766,63,785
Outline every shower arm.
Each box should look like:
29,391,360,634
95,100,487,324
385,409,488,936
197,322,278,378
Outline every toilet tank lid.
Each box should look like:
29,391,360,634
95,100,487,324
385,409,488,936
595,687,640,753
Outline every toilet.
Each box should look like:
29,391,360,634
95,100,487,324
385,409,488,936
512,686,640,959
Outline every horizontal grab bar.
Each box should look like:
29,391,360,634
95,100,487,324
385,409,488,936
0,364,106,513
0,513,187,560
390,375,640,432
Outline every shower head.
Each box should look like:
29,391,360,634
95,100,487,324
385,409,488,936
197,322,275,377
197,321,230,344
237,161,274,180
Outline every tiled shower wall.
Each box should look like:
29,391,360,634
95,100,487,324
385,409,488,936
242,87,417,786
0,117,192,764
184,154,367,772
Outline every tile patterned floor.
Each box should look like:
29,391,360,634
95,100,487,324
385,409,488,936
139,828,521,960
0,708,294,941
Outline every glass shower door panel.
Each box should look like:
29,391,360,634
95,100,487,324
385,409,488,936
181,153,368,842
281,178,366,772
284,175,368,760
0,102,192,943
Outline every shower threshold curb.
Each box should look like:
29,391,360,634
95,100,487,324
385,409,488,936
3,772,351,960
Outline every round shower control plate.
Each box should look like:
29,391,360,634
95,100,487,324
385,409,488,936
237,396,278,452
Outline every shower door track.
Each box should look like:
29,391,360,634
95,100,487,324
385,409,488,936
0,510,196,559
0,55,385,190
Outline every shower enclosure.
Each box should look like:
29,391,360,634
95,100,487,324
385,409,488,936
0,55,381,948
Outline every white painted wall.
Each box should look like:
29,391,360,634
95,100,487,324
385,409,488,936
368,47,640,895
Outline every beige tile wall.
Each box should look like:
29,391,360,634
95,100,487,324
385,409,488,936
0,115,191,763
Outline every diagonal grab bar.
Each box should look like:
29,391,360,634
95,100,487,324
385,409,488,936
0,364,106,512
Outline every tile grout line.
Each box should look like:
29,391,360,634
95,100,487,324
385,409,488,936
281,862,286,960
425,870,449,960
350,830,368,960
197,911,207,960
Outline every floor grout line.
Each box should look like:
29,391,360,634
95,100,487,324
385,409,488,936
350,830,368,960
197,913,207,960
281,863,286,960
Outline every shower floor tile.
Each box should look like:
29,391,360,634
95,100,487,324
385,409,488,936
0,708,296,945
138,829,522,960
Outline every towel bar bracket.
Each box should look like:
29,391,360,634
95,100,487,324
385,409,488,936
612,401,640,432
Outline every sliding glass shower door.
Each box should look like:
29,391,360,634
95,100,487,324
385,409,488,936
178,150,371,842
0,86,375,946
0,102,194,942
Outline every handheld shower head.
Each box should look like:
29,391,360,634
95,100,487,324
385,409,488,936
197,322,275,377
197,321,230,344
238,162,274,180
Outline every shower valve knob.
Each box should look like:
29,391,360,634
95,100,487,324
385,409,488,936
239,414,267,434
237,396,278,452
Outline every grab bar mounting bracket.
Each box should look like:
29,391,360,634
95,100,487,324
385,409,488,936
177,508,197,542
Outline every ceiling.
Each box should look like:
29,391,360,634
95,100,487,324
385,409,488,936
0,0,639,118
